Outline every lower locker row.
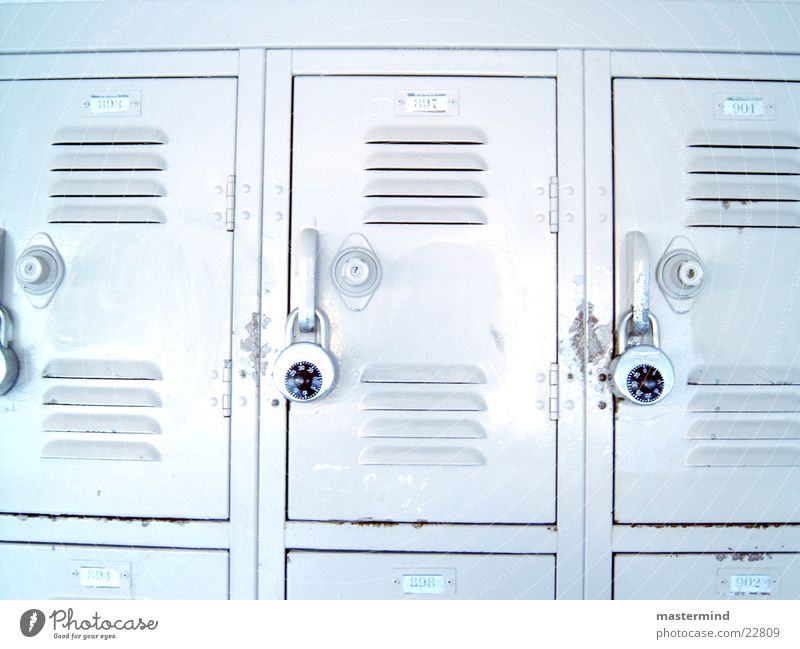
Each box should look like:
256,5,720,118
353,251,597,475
2,544,799,599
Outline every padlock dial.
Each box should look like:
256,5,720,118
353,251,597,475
626,363,665,403
285,361,324,401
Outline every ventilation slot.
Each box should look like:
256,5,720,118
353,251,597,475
52,128,167,146
687,385,800,413
686,139,800,227
363,128,488,226
43,386,162,408
361,364,487,384
359,418,486,439
42,438,162,462
360,392,486,412
43,359,162,381
49,129,167,224
43,413,162,435
358,445,487,466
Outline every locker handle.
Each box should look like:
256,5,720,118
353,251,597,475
296,228,319,333
625,231,651,337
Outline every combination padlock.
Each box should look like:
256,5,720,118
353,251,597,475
0,305,19,396
272,308,336,402
609,311,674,405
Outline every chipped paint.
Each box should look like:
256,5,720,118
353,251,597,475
561,302,611,376
239,312,273,377
716,552,773,562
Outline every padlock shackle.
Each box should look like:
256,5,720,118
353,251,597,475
0,305,13,349
285,308,330,349
616,309,660,352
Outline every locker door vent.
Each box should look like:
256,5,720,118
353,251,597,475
48,128,167,224
363,127,489,225
356,364,488,466
683,384,800,467
685,136,800,227
40,358,163,460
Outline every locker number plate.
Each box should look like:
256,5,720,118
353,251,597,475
402,574,445,594
730,574,772,596
84,91,142,117
78,567,121,588
395,90,458,115
714,94,775,120
717,568,778,598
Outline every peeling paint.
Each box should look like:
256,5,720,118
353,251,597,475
561,302,612,376
240,312,273,377
716,552,772,562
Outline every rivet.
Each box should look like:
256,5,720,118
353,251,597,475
213,185,223,194
211,370,219,380
241,211,251,220
274,212,284,221
566,213,575,222
598,213,607,222
210,397,218,407
239,397,247,406
271,399,280,407
536,373,545,382
564,186,574,196
213,212,222,221
535,214,545,223
242,184,251,194
535,187,545,196
565,400,575,410
598,187,607,196
535,400,545,410
273,185,284,195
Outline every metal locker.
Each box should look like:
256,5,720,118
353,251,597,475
613,79,800,523
0,542,228,599
614,552,800,600
286,76,558,524
0,78,237,519
286,551,555,600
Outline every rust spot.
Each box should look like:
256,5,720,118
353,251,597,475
351,520,400,528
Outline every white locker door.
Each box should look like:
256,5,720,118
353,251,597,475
288,76,557,524
614,79,800,523
0,543,228,599
615,553,800,600
287,551,555,600
0,78,236,519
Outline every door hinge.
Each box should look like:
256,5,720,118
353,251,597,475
222,359,232,417
549,362,559,421
225,174,236,232
548,176,559,234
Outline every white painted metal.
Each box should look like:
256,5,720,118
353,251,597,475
0,77,236,519
555,49,587,600
285,521,557,554
614,553,800,600
614,79,800,524
228,48,266,600
287,551,554,600
0,543,228,599
583,49,616,601
1,1,797,54
287,75,557,524
257,48,292,600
